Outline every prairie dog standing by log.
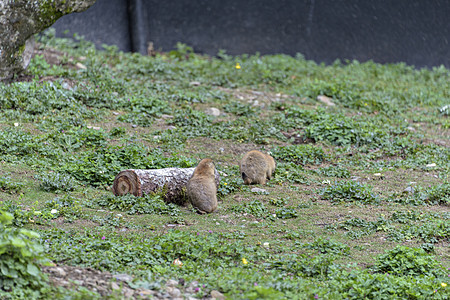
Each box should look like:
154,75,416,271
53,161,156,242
187,158,218,214
240,150,276,185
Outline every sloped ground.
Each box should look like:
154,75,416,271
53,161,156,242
0,33,448,299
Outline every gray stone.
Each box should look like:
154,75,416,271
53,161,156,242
211,290,225,300
111,281,120,290
166,279,178,286
53,267,67,277
205,107,221,117
113,273,133,282
317,95,335,106
251,187,267,194
168,287,181,298
122,287,134,298
0,0,96,80
403,186,415,194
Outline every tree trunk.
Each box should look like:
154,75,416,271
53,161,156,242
0,0,97,80
112,168,220,205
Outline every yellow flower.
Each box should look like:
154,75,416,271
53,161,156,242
235,63,241,69
442,282,447,287
224,182,227,185
242,258,248,265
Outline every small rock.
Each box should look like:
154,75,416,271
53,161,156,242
112,112,119,115
204,107,221,117
168,288,181,298
160,114,174,119
211,290,225,300
113,273,133,282
426,163,436,168
252,100,259,106
189,81,201,86
219,147,224,153
60,280,70,286
14,122,19,127
111,282,120,290
87,126,101,130
131,124,138,128
166,279,178,287
75,62,87,70
317,95,335,106
166,125,177,130
406,126,416,132
251,187,267,194
53,267,66,277
138,289,156,297
351,176,361,181
73,280,83,285
122,287,134,298
403,186,415,194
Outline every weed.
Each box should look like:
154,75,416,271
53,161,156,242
320,181,380,204
371,245,446,277
230,200,268,218
301,238,350,256
37,172,77,192
0,176,24,194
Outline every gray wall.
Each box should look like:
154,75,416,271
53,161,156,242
51,0,450,68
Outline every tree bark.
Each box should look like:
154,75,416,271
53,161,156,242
112,168,220,205
0,0,97,80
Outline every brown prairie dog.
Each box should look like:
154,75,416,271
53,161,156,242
239,150,276,185
187,158,218,214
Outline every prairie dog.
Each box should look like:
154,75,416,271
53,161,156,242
187,158,218,214
240,150,276,185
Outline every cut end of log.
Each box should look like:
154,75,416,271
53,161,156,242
112,170,142,197
111,168,220,205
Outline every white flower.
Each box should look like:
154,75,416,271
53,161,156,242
50,209,58,214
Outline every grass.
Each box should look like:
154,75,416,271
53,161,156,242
0,29,449,299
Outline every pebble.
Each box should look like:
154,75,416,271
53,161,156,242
204,107,221,117
54,267,67,277
317,95,335,106
166,279,179,287
168,287,181,298
111,282,120,290
251,187,267,193
113,273,133,282
403,186,415,194
211,290,226,300
426,163,436,167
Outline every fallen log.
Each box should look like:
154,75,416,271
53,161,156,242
112,168,220,205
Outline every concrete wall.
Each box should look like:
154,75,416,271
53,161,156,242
51,0,450,68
